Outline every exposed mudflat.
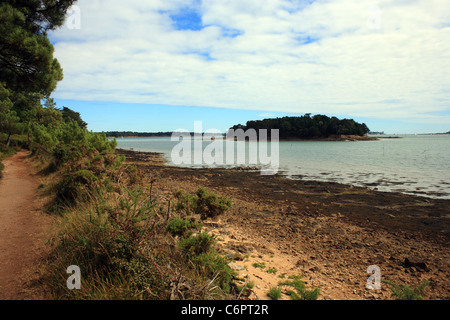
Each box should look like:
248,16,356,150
118,149,450,300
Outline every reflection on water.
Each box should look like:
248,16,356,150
116,134,450,199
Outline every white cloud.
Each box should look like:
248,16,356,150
258,112,277,118
50,0,450,124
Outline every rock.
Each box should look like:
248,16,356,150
228,263,246,271
373,254,386,264
404,258,429,271
228,242,254,254
296,258,311,270
225,253,235,260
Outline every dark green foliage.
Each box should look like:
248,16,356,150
54,170,99,206
267,287,282,300
194,188,233,220
0,83,20,147
5,0,77,33
50,186,175,299
50,184,235,299
0,1,75,148
192,251,234,294
0,1,70,96
178,232,234,293
173,187,232,220
230,114,370,139
167,217,201,238
178,232,216,257
279,275,320,300
32,116,117,169
0,139,18,178
61,106,87,129
383,280,430,300
104,131,174,137
170,193,235,294
173,188,194,215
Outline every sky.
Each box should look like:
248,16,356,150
48,0,450,134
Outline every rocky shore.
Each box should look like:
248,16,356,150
117,148,450,300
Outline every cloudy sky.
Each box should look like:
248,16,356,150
49,0,450,133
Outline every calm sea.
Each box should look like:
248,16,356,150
115,134,450,199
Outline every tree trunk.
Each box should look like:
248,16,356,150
6,133,12,148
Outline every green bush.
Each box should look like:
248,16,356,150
173,188,195,216
49,186,174,299
174,187,232,220
11,102,237,299
192,250,234,293
279,275,320,300
178,232,216,257
267,286,282,300
54,169,100,207
167,217,201,238
177,231,235,294
383,280,430,300
194,187,232,220
252,262,266,269
1,91,237,299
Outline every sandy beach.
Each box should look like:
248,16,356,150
117,148,450,300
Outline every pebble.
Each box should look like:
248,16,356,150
228,263,246,271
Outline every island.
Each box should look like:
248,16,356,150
229,114,376,141
103,131,174,138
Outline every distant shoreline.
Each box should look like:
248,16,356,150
418,132,450,135
110,134,403,142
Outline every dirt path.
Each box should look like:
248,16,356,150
0,150,52,300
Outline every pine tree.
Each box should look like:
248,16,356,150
0,0,76,144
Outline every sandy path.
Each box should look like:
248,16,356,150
0,150,52,300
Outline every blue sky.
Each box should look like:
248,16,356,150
49,0,450,134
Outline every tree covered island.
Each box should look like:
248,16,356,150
230,114,374,140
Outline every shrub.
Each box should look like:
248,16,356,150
267,267,278,274
174,188,232,220
173,188,195,216
252,262,266,269
279,274,320,300
178,232,216,257
24,107,237,299
383,280,430,300
236,280,255,296
167,217,201,238
48,186,176,299
192,251,235,294
267,286,282,300
177,231,235,294
10,100,237,300
193,187,232,220
54,169,100,207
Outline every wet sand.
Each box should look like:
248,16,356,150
117,148,450,300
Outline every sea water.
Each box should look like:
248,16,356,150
115,134,450,199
